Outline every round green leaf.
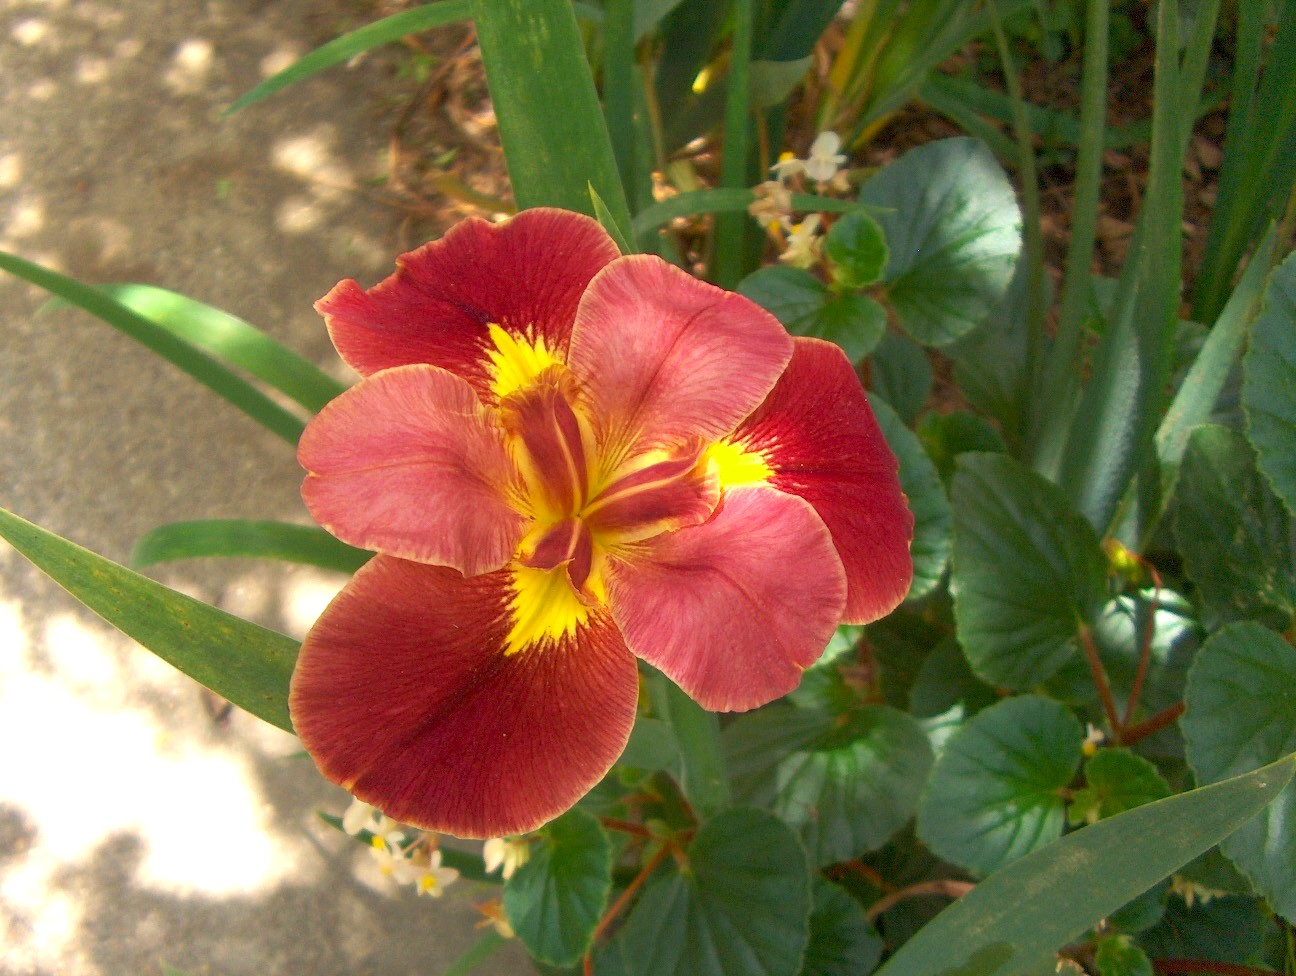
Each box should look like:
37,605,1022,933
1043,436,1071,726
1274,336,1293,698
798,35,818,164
618,808,811,976
1182,621,1296,922
739,265,829,333
869,396,952,601
1242,250,1296,516
908,637,999,754
1138,893,1269,966
1173,424,1295,627
951,453,1109,689
917,695,1083,876
867,329,932,425
1068,748,1171,825
1094,934,1153,976
813,294,888,361
916,410,1007,484
503,810,612,967
825,211,889,290
858,138,1021,347
727,704,933,866
801,878,883,976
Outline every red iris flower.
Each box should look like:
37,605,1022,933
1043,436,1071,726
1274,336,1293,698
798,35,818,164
289,208,913,838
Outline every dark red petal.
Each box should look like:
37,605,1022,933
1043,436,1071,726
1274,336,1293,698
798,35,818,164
289,556,639,839
298,364,525,576
607,486,846,712
567,256,792,464
733,337,913,623
316,208,620,393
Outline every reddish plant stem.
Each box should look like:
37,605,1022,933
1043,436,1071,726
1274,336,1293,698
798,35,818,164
1120,701,1186,745
827,860,895,892
599,817,652,839
1122,570,1164,727
1080,622,1123,737
865,880,974,920
583,843,673,976
1151,960,1282,976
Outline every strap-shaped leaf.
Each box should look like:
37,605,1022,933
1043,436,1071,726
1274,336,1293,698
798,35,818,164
132,519,371,574
0,251,304,444
227,1,473,113
1243,248,1296,517
876,751,1296,976
0,508,296,732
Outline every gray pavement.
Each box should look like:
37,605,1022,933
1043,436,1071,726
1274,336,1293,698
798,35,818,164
0,1,530,973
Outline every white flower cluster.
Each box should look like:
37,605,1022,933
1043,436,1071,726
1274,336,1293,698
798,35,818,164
342,798,460,898
749,131,852,270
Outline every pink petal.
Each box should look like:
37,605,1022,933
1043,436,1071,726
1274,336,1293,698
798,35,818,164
299,364,526,576
567,256,793,465
607,486,846,711
316,208,620,393
732,338,913,623
289,556,640,838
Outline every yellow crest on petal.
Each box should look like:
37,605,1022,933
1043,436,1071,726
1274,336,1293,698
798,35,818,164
486,323,563,400
504,564,592,656
704,438,773,488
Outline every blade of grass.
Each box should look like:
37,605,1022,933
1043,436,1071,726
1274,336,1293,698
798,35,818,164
713,0,756,289
604,0,639,212
0,508,297,732
1057,0,1183,534
226,1,472,114
73,284,347,413
132,520,372,574
1029,0,1109,477
473,0,631,240
1,251,304,444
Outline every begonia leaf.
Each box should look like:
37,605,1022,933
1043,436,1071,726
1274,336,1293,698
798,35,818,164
801,878,883,976
131,519,371,574
618,717,680,774
867,329,933,425
907,637,997,755
616,808,811,976
825,211,889,291
876,753,1296,976
1173,424,1296,627
0,507,295,732
1067,749,1172,826
1094,934,1153,976
727,704,933,866
916,696,1083,876
1138,894,1270,966
1182,621,1296,922
951,452,1109,689
869,396,951,602
503,809,612,967
916,410,1007,484
1242,249,1296,516
1107,881,1169,935
738,267,885,361
858,138,1021,347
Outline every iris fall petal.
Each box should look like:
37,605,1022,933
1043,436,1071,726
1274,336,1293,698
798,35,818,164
731,337,914,622
290,555,640,838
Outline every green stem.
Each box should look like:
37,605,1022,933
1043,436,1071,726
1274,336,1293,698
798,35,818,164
713,0,754,288
649,671,731,821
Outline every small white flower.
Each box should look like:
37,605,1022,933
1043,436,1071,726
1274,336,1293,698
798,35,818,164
483,836,531,880
1082,723,1106,757
749,180,794,231
769,150,805,182
403,849,460,898
778,214,822,269
804,131,848,183
367,829,409,878
342,798,377,835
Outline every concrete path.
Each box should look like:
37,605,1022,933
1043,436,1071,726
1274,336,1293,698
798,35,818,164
0,2,529,973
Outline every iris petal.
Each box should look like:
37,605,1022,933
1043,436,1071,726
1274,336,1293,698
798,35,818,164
607,486,846,712
299,364,526,576
731,337,914,622
316,209,620,396
289,556,639,838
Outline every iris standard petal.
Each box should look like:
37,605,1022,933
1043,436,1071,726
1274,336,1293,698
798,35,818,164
289,555,640,838
316,208,620,394
299,364,526,577
567,256,793,466
606,486,846,712
730,337,914,622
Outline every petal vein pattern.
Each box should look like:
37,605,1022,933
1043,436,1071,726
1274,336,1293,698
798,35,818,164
292,210,913,837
